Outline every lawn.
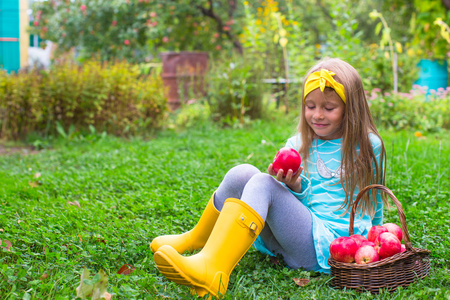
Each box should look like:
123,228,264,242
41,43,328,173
0,115,449,299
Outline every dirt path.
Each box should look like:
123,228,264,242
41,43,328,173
0,145,40,156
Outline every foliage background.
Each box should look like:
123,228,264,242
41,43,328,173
0,61,167,140
28,0,450,93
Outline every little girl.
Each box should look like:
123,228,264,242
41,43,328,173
151,58,386,298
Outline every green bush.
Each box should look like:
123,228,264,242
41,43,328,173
205,53,270,125
0,70,41,140
368,87,450,132
0,60,167,140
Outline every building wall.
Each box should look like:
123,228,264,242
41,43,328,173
20,0,29,68
0,0,29,73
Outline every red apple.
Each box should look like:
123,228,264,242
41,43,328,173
400,244,407,253
329,236,359,263
367,225,388,242
360,241,376,247
272,147,301,175
350,234,367,247
382,223,403,242
355,245,379,264
374,232,401,259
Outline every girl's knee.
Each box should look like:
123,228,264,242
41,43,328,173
224,164,261,184
246,173,279,189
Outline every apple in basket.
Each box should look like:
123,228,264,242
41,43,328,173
367,225,388,242
355,245,380,264
382,223,403,242
360,241,376,248
400,244,407,253
329,236,359,263
272,147,302,175
350,234,367,247
374,232,401,259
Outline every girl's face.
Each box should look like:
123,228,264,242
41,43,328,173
304,88,345,140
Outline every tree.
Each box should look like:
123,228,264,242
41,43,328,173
29,0,246,62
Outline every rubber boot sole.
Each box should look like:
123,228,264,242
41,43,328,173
154,250,222,298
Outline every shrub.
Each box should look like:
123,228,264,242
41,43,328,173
168,100,211,130
0,60,167,140
205,53,270,125
368,87,450,132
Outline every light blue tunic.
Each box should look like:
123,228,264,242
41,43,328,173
254,133,383,273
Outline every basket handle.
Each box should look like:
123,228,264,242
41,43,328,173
349,184,413,251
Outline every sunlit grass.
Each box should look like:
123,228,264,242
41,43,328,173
0,117,449,299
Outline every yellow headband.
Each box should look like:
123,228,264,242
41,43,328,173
303,69,346,104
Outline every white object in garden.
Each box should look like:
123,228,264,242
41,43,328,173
28,41,53,69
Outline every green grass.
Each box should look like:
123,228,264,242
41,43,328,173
0,116,449,299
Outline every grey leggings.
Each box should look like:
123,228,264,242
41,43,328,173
214,164,320,271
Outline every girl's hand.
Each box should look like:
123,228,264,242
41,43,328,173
268,164,304,193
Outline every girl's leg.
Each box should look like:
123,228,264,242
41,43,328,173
150,164,260,253
153,166,316,298
213,164,261,211
241,173,320,270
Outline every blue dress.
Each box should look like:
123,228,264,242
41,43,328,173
253,133,384,273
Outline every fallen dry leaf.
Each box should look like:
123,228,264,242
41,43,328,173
269,256,280,265
34,172,41,179
28,181,40,188
293,278,310,287
40,273,48,280
68,201,81,208
91,235,106,245
103,292,112,300
0,228,4,232
117,264,135,275
0,239,12,251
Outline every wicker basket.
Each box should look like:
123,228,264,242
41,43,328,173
328,184,431,293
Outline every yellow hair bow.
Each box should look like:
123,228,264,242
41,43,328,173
303,69,346,104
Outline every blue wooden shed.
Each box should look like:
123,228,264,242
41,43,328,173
0,0,29,73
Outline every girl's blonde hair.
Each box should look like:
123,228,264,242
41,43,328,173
298,58,386,216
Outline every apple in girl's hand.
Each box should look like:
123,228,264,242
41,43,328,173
400,244,407,253
374,232,401,259
329,236,358,263
367,225,389,242
272,147,302,175
350,234,367,247
355,245,379,264
360,241,376,248
382,223,403,242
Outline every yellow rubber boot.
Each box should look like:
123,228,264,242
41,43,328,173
154,198,264,298
150,194,220,253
